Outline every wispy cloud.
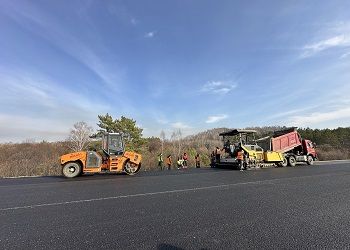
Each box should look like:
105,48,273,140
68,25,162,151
201,81,237,94
0,114,69,142
106,2,138,27
3,2,124,90
340,51,350,59
266,105,320,120
0,68,108,142
206,114,228,123
145,31,157,38
156,118,169,125
171,122,191,129
288,107,350,127
301,35,350,58
0,67,107,110
131,18,138,25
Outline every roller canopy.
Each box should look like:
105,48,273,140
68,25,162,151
219,129,257,136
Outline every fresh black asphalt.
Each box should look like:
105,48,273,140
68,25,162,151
1,161,350,249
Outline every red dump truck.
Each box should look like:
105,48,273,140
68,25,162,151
257,127,317,167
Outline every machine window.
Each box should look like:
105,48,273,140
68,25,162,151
86,151,102,168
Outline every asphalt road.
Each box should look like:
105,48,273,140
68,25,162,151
1,161,350,249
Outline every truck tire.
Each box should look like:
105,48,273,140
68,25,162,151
307,155,314,165
62,162,82,178
288,156,296,167
279,158,288,167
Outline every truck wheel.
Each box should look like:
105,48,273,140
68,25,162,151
124,161,140,175
288,156,296,167
307,155,314,165
62,162,81,178
279,158,288,167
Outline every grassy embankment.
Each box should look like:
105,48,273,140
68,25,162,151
0,141,348,178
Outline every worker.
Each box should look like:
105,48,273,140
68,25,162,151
195,153,200,168
177,157,184,169
158,153,163,170
237,148,244,171
210,151,215,167
166,155,172,170
183,152,188,168
224,140,231,154
215,147,221,163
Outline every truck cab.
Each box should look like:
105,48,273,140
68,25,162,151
302,139,317,160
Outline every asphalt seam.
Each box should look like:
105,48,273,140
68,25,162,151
1,160,349,181
1,172,348,212
1,161,349,189
1,181,262,211
0,171,229,189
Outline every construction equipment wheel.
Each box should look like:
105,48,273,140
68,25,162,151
307,155,314,165
278,158,288,167
288,156,296,167
62,162,81,178
124,161,140,175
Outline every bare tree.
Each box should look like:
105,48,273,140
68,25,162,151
68,121,94,151
160,130,165,154
171,131,177,158
171,129,183,158
177,129,183,156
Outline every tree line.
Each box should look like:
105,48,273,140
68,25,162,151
68,114,350,169
1,114,349,177
298,127,350,148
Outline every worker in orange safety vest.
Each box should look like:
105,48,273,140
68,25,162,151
237,148,245,171
166,155,172,170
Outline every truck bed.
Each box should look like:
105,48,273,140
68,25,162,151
271,130,302,153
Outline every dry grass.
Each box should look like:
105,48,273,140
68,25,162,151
0,142,348,177
0,142,69,178
316,145,350,161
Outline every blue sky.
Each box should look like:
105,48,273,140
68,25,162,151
1,0,350,142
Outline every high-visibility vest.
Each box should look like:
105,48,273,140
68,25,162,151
237,151,244,160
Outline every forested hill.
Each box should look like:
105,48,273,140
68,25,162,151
181,126,350,161
184,126,350,148
184,126,287,143
298,127,350,147
1,126,349,178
